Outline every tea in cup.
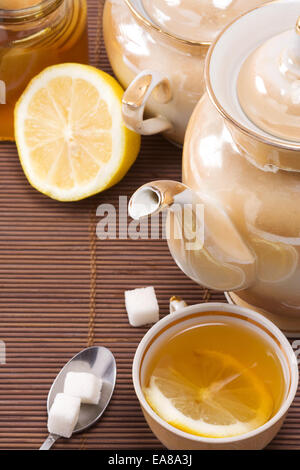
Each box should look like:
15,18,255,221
133,303,298,450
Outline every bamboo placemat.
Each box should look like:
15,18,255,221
0,0,299,450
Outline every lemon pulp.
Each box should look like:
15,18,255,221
15,63,141,201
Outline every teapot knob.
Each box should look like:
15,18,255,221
237,14,300,141
289,16,300,66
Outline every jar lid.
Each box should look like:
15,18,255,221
238,17,300,142
141,0,268,43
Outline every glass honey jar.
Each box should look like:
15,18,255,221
0,0,89,141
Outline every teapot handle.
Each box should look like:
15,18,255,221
122,70,173,135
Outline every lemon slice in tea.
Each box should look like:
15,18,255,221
145,350,274,438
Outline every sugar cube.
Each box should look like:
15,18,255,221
48,393,81,438
64,372,102,405
125,286,159,327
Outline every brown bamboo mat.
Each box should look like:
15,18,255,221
0,0,299,450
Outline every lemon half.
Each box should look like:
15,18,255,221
15,63,141,201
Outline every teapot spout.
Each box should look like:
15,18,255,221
128,180,191,220
129,180,256,292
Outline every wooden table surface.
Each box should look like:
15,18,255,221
0,0,299,450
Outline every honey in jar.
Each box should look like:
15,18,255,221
0,0,89,140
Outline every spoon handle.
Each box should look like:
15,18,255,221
39,434,60,450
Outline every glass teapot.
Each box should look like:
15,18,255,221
129,0,300,333
103,0,268,145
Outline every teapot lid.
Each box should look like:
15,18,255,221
237,17,300,142
141,0,268,43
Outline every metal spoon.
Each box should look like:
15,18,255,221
40,346,117,450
